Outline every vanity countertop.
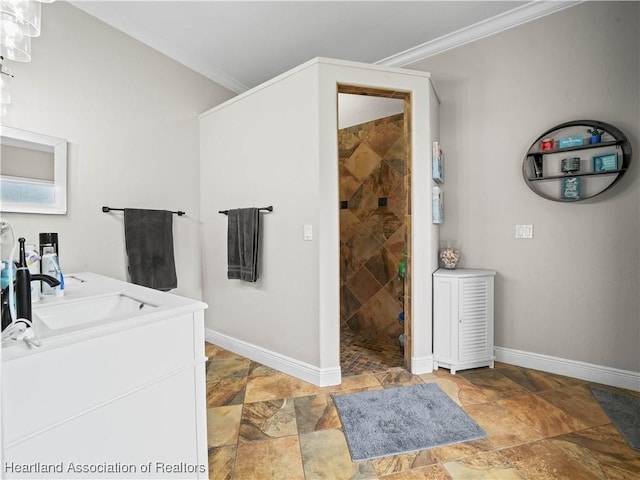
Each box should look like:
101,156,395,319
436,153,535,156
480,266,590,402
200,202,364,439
2,272,207,361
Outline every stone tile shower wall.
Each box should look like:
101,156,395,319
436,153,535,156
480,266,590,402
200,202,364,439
339,113,407,342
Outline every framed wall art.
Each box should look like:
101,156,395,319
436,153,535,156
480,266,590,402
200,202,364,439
432,141,443,183
561,176,581,200
593,153,618,172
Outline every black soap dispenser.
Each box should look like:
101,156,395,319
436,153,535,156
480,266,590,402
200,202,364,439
15,237,32,322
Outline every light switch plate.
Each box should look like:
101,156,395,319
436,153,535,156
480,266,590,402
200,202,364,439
515,224,533,239
303,224,313,241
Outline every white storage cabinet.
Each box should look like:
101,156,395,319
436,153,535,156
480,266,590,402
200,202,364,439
433,268,496,374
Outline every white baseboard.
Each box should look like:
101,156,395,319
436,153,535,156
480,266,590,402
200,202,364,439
411,354,434,375
205,329,342,387
205,333,640,391
495,346,640,392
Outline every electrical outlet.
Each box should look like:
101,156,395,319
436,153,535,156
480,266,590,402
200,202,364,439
515,224,533,239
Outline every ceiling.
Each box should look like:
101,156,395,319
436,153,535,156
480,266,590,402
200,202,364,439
70,1,579,94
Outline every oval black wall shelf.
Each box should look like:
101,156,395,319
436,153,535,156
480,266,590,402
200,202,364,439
523,120,632,202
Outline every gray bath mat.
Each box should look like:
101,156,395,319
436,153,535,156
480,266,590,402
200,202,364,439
591,387,640,450
333,383,486,461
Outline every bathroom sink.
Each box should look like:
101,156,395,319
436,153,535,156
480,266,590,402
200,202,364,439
33,293,157,330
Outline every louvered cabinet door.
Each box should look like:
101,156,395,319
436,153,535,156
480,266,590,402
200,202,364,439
433,269,496,374
459,276,494,363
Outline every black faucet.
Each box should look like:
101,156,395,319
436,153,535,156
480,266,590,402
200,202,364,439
1,275,60,332
1,238,60,332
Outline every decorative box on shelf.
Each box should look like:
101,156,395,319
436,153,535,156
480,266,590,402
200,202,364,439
558,136,584,149
540,138,554,151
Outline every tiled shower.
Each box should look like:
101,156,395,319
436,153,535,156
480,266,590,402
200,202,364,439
338,113,409,373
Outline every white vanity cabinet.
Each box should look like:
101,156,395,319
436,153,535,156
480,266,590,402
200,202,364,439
1,273,209,479
433,269,496,374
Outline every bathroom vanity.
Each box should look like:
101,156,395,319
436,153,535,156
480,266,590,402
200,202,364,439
1,273,209,479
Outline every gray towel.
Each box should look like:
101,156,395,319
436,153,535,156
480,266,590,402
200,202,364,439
227,208,260,282
124,209,177,291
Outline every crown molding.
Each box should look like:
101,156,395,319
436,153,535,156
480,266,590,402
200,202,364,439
376,1,583,68
194,65,249,95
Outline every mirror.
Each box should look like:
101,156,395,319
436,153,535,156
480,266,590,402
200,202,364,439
0,126,67,214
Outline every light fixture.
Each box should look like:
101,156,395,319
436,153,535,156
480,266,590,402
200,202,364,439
1,57,13,115
1,0,41,38
0,0,54,108
0,20,32,61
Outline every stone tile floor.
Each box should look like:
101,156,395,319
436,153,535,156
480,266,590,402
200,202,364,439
339,323,404,376
205,342,640,480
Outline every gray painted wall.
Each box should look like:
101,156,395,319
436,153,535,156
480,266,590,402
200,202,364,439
1,2,235,300
200,59,438,384
410,1,639,372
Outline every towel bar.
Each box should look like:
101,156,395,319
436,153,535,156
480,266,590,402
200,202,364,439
218,206,273,215
102,206,186,216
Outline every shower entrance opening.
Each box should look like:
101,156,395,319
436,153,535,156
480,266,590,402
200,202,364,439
337,85,412,376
